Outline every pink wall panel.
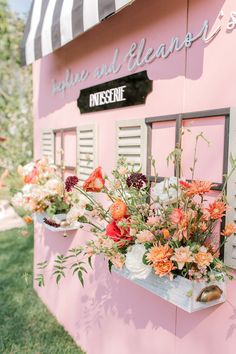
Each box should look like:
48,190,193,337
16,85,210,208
33,0,236,353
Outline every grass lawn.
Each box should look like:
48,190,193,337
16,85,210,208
0,224,85,354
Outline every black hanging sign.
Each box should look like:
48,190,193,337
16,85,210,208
77,71,152,114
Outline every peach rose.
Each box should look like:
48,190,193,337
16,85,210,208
195,250,213,268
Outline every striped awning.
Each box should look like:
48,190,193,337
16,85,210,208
21,0,135,66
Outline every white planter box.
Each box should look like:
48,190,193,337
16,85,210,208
42,213,81,233
113,266,226,313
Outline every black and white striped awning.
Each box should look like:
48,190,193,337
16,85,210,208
21,0,135,66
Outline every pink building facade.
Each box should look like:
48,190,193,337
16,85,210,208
33,1,236,353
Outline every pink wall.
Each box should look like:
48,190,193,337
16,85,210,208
33,0,236,353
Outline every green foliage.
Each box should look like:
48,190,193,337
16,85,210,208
0,225,85,353
0,0,33,173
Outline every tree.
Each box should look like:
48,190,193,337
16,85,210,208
0,0,33,174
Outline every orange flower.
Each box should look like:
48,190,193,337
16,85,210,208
83,167,105,192
170,208,184,224
153,260,176,277
146,243,173,264
23,216,33,224
110,199,127,220
180,180,214,197
207,200,227,220
24,167,38,184
221,223,236,237
195,251,213,267
162,229,170,239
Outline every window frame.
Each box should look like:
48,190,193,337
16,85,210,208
145,107,231,259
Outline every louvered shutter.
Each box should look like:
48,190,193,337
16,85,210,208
77,125,98,182
116,119,147,173
224,108,236,269
41,130,54,163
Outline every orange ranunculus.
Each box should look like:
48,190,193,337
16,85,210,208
83,167,105,192
207,200,227,220
221,223,236,237
110,199,127,220
153,260,176,277
146,243,173,264
170,208,184,224
180,180,214,197
194,251,213,268
23,216,33,224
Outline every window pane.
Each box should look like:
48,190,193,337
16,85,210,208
151,121,176,177
181,117,225,182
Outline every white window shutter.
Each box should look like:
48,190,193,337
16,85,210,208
224,108,236,269
116,119,147,173
41,130,54,163
77,125,98,182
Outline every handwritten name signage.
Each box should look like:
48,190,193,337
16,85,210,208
77,71,152,113
52,11,236,96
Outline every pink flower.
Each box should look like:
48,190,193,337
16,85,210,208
136,230,155,243
147,216,160,226
170,208,184,224
171,246,194,270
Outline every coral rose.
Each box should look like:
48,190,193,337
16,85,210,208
83,167,105,192
170,208,184,224
110,199,127,220
153,260,176,277
24,167,38,184
146,243,173,264
195,250,213,268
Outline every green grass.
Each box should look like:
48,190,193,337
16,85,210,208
0,224,85,354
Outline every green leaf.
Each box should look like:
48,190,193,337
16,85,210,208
88,256,93,269
78,271,84,287
108,260,113,273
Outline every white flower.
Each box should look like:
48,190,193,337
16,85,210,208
78,194,88,209
152,176,183,204
44,178,64,197
125,244,152,280
66,205,85,224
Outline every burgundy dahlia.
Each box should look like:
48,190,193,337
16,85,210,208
126,173,147,189
65,176,79,192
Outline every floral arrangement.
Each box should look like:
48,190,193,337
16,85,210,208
36,150,236,286
12,158,72,219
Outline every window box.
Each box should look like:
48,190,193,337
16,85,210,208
113,266,226,313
